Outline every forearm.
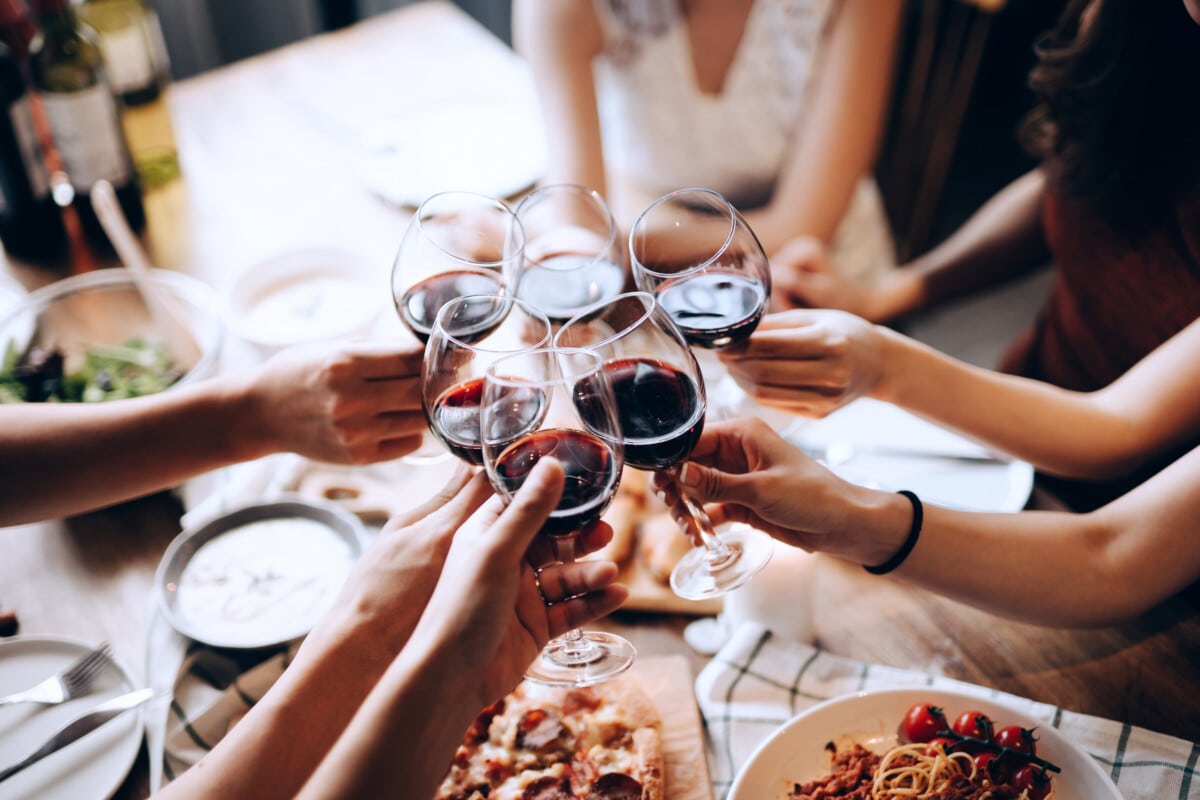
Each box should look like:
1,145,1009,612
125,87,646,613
751,0,903,255
868,170,1051,321
827,454,1200,627
872,327,1146,478
297,633,480,800
0,374,269,525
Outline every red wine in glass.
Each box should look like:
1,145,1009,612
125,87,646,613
398,269,506,343
656,270,766,349
578,357,705,470
491,428,620,537
426,377,547,466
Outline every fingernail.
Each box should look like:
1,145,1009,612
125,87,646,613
679,463,699,488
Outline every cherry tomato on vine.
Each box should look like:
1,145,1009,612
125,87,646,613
972,751,999,780
951,710,993,741
1011,764,1052,800
901,703,946,743
994,724,1037,756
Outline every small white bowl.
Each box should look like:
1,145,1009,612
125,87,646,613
156,496,366,650
226,247,384,358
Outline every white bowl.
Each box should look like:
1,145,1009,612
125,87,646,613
156,496,366,649
226,247,384,357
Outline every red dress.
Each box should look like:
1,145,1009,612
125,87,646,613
999,188,1200,510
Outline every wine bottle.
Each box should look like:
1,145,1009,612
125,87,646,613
0,40,65,260
77,0,179,189
27,0,144,246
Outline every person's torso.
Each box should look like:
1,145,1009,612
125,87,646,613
592,0,835,208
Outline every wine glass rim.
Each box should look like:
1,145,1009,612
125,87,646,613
629,187,737,279
553,291,656,350
514,183,619,266
411,190,526,269
432,294,552,353
484,346,602,389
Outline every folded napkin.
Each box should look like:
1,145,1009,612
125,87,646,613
695,622,1198,800
143,606,298,790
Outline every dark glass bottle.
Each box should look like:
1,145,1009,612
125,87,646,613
27,0,144,246
0,41,66,261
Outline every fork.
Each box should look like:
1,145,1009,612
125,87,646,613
0,644,112,707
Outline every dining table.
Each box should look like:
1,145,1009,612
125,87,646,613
1,2,1198,799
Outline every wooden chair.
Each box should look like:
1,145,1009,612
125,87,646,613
876,0,1008,262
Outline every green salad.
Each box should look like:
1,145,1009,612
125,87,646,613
0,338,183,403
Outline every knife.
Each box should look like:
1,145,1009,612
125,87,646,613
0,688,155,783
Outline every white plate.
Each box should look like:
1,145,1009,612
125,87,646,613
0,637,143,800
728,687,1121,800
358,102,546,207
789,398,1034,513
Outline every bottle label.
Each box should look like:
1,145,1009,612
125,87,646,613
9,96,51,200
97,22,156,94
40,84,132,190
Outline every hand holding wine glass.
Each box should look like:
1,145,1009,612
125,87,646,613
556,292,773,600
423,295,552,465
480,347,635,687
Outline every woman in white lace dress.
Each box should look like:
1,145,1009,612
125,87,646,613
513,0,903,291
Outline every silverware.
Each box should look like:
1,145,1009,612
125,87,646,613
0,688,155,783
800,441,1008,467
0,643,112,707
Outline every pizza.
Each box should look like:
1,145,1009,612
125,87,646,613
435,677,664,800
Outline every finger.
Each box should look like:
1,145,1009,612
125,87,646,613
677,460,755,506
345,340,425,381
723,324,838,363
546,586,629,638
371,433,432,462
486,458,565,562
352,376,424,412
381,464,486,532
527,520,613,569
724,358,847,391
536,559,619,604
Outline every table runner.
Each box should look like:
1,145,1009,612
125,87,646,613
695,622,1199,799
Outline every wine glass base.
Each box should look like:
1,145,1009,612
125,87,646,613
669,525,774,600
524,632,636,688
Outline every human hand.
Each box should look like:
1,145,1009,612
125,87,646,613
650,418,866,556
411,459,627,709
769,236,883,317
240,339,427,464
718,308,887,418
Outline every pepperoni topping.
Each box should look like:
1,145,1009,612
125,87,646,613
588,773,644,800
516,708,567,751
523,775,573,800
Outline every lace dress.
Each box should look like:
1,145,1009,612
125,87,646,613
592,0,895,282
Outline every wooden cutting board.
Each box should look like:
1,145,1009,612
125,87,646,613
625,655,715,800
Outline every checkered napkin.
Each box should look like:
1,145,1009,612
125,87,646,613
143,607,300,791
695,622,1199,800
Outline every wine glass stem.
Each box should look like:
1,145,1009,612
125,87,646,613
666,477,739,570
551,536,590,655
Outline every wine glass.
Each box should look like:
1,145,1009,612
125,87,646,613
513,183,626,323
628,187,770,349
481,347,635,687
390,190,525,343
423,294,552,465
556,291,773,600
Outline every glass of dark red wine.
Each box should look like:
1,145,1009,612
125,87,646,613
423,295,553,465
629,187,770,349
481,346,635,687
390,190,525,344
556,291,773,600
513,184,626,324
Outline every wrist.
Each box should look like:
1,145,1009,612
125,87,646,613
221,369,281,462
866,325,910,403
865,269,920,321
839,485,916,568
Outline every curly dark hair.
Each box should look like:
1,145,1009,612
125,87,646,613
1021,0,1200,235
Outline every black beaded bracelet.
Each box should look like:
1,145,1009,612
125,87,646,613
863,490,923,575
